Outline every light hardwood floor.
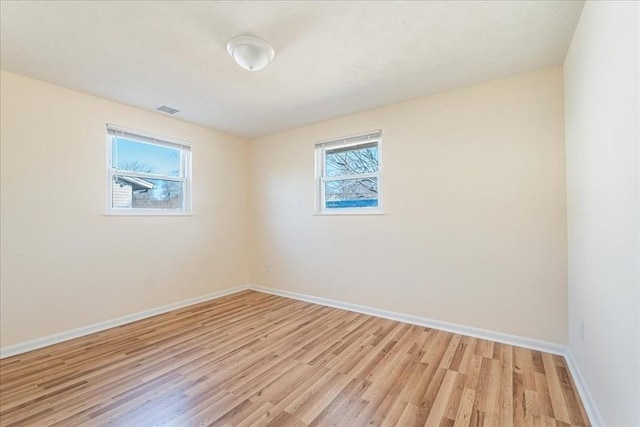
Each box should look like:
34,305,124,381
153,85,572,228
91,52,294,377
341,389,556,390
0,291,589,426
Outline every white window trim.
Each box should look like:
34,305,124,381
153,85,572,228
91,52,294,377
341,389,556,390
105,124,193,216
314,130,384,215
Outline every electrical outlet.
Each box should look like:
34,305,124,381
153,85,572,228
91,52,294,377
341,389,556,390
579,318,585,341
265,263,271,273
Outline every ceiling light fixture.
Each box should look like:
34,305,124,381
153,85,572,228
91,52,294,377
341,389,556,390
226,35,275,71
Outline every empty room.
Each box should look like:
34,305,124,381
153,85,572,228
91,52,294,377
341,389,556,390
0,1,638,426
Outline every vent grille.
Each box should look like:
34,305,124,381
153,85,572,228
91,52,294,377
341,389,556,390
156,105,180,115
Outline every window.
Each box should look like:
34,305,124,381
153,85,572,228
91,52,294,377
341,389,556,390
315,130,382,213
106,125,191,214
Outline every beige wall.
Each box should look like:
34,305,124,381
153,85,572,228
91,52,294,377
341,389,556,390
1,66,570,350
0,71,250,347
249,66,568,344
564,2,640,426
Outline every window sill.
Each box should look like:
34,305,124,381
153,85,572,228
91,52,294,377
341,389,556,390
314,209,385,216
103,210,193,217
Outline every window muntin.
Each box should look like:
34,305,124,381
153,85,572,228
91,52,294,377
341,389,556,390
107,125,191,214
315,131,382,212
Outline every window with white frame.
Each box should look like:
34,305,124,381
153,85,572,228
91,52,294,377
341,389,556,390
315,130,382,213
107,125,191,214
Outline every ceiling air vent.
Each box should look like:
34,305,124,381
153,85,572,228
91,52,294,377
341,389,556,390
156,105,180,115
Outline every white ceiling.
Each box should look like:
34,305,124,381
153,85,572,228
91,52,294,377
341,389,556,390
0,1,584,139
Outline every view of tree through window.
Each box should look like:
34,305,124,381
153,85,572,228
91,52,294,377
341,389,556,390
325,143,378,207
316,132,381,211
107,126,191,213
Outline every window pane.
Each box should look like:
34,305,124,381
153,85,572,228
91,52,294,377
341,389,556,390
112,137,181,176
325,144,378,177
112,176,183,210
325,177,378,208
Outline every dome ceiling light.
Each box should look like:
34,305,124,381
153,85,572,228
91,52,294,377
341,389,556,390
226,35,275,71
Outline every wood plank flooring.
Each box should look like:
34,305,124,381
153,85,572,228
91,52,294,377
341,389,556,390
0,291,590,426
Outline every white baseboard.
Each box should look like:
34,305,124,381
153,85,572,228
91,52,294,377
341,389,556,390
563,349,605,427
0,285,248,359
0,282,602,427
247,284,566,355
